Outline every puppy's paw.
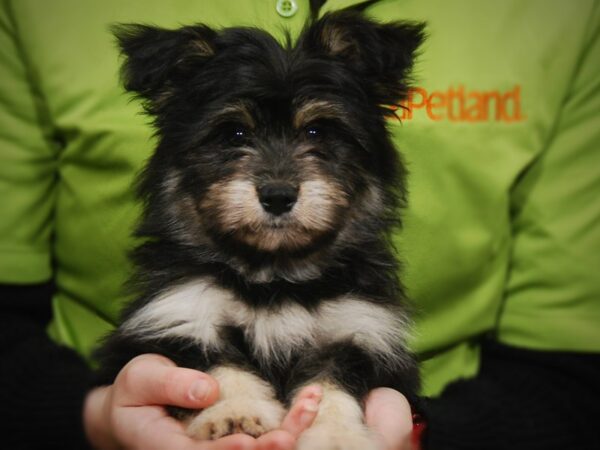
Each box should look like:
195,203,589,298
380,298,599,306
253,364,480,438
297,423,382,450
186,397,285,440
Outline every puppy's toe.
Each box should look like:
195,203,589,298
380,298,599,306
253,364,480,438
191,416,265,439
186,397,284,440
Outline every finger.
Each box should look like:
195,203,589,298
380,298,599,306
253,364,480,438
365,388,413,450
279,385,322,437
256,386,322,450
279,397,319,438
207,433,258,450
118,407,257,450
116,405,201,450
256,429,295,450
114,354,219,409
291,385,323,405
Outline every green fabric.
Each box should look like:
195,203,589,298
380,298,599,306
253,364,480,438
498,2,600,352
1,0,599,397
0,1,57,283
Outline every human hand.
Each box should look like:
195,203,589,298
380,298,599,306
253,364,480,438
83,354,320,450
365,388,415,450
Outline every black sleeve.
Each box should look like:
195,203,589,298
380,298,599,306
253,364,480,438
0,283,93,450
422,339,600,450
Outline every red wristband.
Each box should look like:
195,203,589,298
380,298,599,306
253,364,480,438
411,413,426,450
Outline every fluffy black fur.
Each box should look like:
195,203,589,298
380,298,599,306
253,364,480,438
95,10,425,432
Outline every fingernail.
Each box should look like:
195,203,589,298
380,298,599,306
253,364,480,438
304,400,319,412
299,400,319,426
310,388,323,400
189,379,211,402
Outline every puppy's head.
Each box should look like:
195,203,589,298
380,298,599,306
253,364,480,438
116,12,424,267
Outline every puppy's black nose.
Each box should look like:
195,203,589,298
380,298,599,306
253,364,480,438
258,183,298,216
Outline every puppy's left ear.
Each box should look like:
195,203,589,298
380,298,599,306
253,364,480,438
302,12,426,107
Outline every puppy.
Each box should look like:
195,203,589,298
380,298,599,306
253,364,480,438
96,11,425,450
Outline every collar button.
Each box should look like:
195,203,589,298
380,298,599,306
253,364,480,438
276,0,298,18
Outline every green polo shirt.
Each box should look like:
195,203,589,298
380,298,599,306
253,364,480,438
1,0,599,396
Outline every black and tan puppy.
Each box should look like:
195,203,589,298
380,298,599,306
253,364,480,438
96,11,425,449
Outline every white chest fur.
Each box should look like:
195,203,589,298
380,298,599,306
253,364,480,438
122,278,411,366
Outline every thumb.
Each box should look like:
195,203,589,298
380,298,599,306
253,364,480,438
114,354,219,409
365,388,413,450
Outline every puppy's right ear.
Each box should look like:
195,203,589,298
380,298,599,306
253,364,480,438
112,24,217,101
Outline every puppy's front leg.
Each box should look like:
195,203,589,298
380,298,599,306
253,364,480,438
294,381,381,450
186,366,285,440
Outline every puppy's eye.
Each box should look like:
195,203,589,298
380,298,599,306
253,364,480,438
224,124,250,146
305,125,322,140
231,126,247,144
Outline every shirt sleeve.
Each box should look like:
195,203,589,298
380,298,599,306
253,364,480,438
422,340,600,450
0,0,57,284
0,283,93,449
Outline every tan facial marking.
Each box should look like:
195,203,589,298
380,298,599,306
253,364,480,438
294,179,348,230
200,176,349,252
293,100,347,129
201,178,264,232
210,101,256,129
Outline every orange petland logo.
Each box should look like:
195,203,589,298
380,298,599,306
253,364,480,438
395,85,524,123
